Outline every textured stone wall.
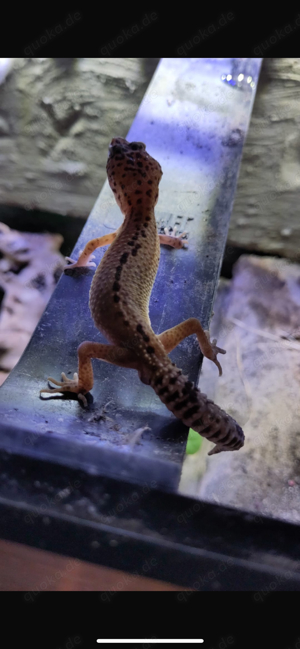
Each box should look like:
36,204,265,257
0,58,300,260
0,58,159,217
229,57,300,261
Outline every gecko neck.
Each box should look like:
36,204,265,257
123,205,155,228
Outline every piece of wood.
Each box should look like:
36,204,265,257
0,538,180,591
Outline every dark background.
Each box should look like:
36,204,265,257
4,592,299,649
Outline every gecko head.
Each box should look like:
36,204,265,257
106,137,163,214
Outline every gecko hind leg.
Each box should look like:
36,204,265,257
40,342,140,406
41,372,88,406
157,317,226,376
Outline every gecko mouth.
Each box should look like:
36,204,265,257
108,137,128,159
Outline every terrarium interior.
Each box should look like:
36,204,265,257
0,57,300,525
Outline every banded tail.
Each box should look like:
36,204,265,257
149,357,244,455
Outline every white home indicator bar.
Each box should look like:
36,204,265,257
96,641,204,644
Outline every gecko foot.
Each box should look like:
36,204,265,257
40,372,88,406
64,253,96,270
162,226,188,249
203,330,226,376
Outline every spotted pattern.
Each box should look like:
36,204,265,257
88,137,244,455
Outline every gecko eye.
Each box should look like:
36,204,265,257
129,142,146,151
109,144,124,156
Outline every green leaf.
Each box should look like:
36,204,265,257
186,428,202,455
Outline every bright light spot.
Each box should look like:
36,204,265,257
226,74,232,81
247,75,252,83
237,73,244,82
250,81,255,88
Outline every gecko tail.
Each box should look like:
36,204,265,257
149,358,245,455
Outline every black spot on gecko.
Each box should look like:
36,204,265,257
148,179,153,184
113,281,120,291
174,397,190,411
190,417,203,428
154,375,163,386
165,390,180,403
217,430,231,443
137,180,142,185
146,190,152,197
188,390,198,403
145,216,151,221
137,162,143,168
183,405,200,420
169,376,177,384
127,241,134,246
158,386,168,396
226,436,239,448
143,223,148,228
113,295,120,303
146,346,155,354
136,324,144,334
137,199,142,204
143,335,150,342
120,253,129,264
135,190,142,194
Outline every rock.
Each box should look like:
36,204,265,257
229,58,300,261
0,117,10,136
0,58,159,217
181,255,300,524
0,223,64,383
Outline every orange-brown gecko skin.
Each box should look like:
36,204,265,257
40,137,244,455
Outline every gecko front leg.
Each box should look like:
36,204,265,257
65,231,119,270
159,226,188,249
65,227,187,271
